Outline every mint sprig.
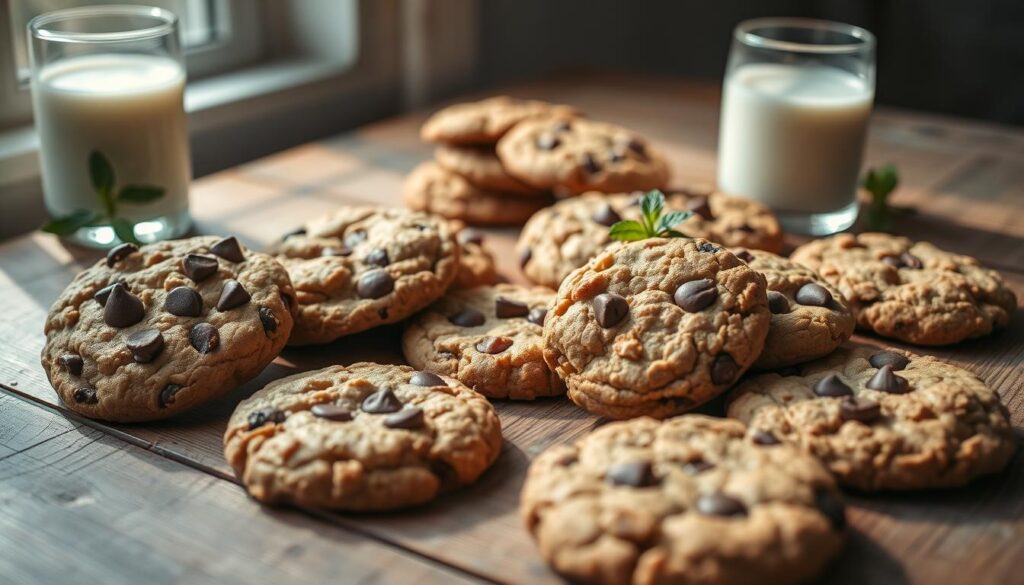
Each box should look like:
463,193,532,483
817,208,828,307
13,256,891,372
608,190,690,241
41,150,165,244
862,164,899,232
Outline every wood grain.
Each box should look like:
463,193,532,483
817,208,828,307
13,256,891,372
1,74,1022,584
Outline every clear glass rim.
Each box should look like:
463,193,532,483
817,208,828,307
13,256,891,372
28,5,177,44
735,17,875,55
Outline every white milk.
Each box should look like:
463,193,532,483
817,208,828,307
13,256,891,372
32,53,190,221
717,63,873,213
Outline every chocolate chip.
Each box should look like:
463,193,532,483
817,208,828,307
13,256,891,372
458,229,484,246
795,283,832,307
735,250,754,263
311,404,353,421
592,204,622,226
364,248,390,267
868,351,909,371
378,307,389,320
683,460,715,474
606,460,657,487
476,336,513,354
345,230,368,248
710,354,738,385
361,388,403,414
815,489,847,530
813,374,853,397
283,227,306,240
210,236,245,262
582,153,601,174
674,278,718,312
901,252,923,269
106,243,138,267
165,286,203,317
94,280,125,306
537,133,560,150
495,297,529,318
593,293,628,328
767,291,791,314
126,328,164,363
322,245,352,257
356,270,394,299
384,406,425,429
839,396,881,423
751,429,780,445
217,280,251,311
698,242,720,253
258,306,278,335
735,223,756,233
159,384,182,407
182,254,218,282
59,354,83,376
247,407,285,429
686,196,714,221
881,255,903,268
527,307,547,326
626,138,647,157
410,371,447,387
449,308,485,327
189,323,219,354
519,247,532,268
696,493,747,517
865,365,910,394
73,387,98,404
104,284,145,328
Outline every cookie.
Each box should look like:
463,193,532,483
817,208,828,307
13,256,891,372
271,207,458,345
452,227,499,289
403,284,563,400
497,117,670,194
403,162,553,226
224,362,502,510
517,191,784,289
735,249,855,370
727,345,1015,490
542,237,770,419
420,95,579,144
41,236,295,422
791,233,1017,345
435,144,544,196
521,415,845,585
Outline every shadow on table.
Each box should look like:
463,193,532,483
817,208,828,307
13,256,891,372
813,527,909,585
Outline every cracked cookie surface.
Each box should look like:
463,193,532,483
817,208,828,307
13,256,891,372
42,236,295,422
521,415,845,585
403,284,563,400
518,191,784,289
791,233,1016,345
735,249,855,369
270,206,458,345
225,362,502,510
542,238,770,419
403,162,553,226
420,95,579,144
727,345,1015,490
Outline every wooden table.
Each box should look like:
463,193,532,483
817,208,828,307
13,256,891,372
2,74,1022,585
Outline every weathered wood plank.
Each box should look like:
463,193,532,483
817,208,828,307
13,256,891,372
0,393,479,585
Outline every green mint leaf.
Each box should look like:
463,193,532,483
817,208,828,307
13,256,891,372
608,220,649,241
640,190,665,230
861,164,900,232
110,217,140,244
660,229,688,238
41,209,100,236
89,150,115,196
656,210,692,233
118,185,165,203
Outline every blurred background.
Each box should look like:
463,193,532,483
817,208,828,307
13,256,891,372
1,0,1021,236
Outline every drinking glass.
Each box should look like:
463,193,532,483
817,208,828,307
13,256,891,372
717,18,875,235
29,5,192,248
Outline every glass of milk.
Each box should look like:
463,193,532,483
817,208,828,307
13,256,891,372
28,6,191,248
717,18,875,235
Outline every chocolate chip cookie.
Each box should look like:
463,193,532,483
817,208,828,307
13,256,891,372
791,233,1017,345
271,207,458,345
224,362,502,510
435,144,544,196
403,284,563,400
518,191,784,289
451,227,499,289
497,118,670,194
728,345,1016,490
420,95,579,145
521,415,845,585
543,238,770,419
734,249,855,370
42,236,295,422
403,162,553,226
